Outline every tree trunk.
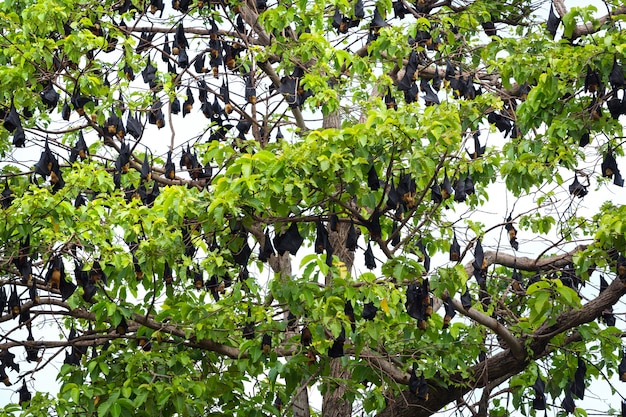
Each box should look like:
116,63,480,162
269,251,311,417
292,387,311,417
322,206,354,417
322,358,353,417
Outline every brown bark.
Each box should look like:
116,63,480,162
321,108,354,417
322,221,354,417
322,358,353,417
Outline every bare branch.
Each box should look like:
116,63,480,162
449,297,525,361
471,245,588,275
571,6,626,39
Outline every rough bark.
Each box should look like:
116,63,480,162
321,221,354,417
292,385,311,417
321,109,354,417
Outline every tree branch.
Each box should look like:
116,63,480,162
376,257,625,417
449,296,525,361
474,245,587,275
553,0,626,40
447,246,588,362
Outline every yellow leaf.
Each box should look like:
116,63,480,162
337,261,347,280
380,298,389,314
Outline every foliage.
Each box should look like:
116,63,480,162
0,0,625,416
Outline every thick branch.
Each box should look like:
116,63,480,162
468,245,587,276
236,1,307,133
553,0,626,40
131,312,242,358
257,60,307,131
361,348,410,384
1,297,246,358
376,249,624,417
449,297,525,361
571,6,626,39
448,246,587,362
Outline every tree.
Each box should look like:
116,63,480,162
0,0,626,415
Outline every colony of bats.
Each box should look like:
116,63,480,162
0,0,625,411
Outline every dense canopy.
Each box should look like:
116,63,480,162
1,0,626,416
